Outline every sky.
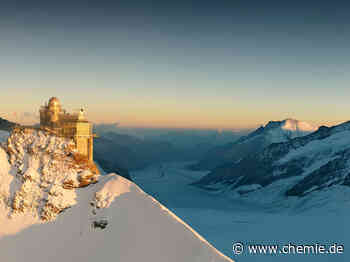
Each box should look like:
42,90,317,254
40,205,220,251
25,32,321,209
0,0,349,129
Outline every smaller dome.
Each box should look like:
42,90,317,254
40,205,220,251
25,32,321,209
48,97,60,107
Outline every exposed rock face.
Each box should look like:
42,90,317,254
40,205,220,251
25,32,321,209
92,219,108,229
0,128,99,221
193,121,350,198
286,149,350,196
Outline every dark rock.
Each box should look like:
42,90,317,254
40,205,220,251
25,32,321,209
286,150,350,196
93,219,108,230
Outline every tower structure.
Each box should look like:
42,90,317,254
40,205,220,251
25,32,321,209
39,97,95,161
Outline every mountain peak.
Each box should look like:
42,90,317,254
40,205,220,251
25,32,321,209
189,118,319,171
281,118,318,132
264,118,317,133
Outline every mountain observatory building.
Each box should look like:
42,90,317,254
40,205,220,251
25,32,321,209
39,97,94,161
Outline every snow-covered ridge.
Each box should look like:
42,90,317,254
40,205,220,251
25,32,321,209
0,128,233,262
0,174,233,262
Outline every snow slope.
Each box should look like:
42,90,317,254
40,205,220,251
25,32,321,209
132,162,349,262
0,174,232,262
0,128,232,262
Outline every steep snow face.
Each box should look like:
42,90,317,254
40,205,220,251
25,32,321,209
93,174,133,208
0,174,233,262
0,128,99,230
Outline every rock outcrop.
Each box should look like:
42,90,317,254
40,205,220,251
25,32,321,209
0,127,99,221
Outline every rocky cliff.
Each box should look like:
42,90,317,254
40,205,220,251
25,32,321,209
0,127,99,221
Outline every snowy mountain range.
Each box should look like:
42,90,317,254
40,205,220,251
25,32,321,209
0,128,232,262
189,119,318,171
193,120,350,200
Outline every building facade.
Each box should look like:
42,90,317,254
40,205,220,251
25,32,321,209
39,97,94,161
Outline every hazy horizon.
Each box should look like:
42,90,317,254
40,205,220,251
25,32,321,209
1,1,349,129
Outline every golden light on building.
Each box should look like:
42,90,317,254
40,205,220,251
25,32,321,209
39,97,95,161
